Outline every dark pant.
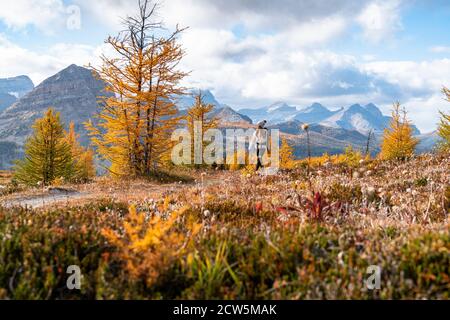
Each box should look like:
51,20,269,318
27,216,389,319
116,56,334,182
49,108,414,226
256,143,263,171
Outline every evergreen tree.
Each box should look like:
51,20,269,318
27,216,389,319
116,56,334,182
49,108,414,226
437,87,450,152
65,122,96,182
380,102,418,160
14,108,73,186
279,137,295,169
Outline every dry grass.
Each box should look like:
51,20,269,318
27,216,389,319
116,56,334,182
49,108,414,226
0,153,449,299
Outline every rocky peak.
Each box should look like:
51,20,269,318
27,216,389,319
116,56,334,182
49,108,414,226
0,65,112,145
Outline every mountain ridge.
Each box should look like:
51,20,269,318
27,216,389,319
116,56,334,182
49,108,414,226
239,101,421,135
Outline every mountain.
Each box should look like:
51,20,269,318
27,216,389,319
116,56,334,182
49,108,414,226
416,131,441,153
173,89,252,124
0,93,18,112
239,102,335,125
239,102,298,123
173,89,221,110
240,102,421,136
211,106,252,124
0,64,112,147
293,103,337,123
268,120,376,157
0,75,34,112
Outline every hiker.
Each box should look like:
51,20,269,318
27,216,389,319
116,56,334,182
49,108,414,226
250,120,270,171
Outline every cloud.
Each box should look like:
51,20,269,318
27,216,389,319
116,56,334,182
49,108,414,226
0,34,104,84
0,0,67,32
430,46,450,54
0,0,447,133
356,0,403,43
362,59,450,97
73,0,366,33
178,26,405,108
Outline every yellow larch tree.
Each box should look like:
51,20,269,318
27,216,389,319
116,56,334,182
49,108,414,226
279,137,296,169
185,91,219,166
65,122,96,182
437,87,450,152
14,108,73,186
380,102,419,160
86,0,187,177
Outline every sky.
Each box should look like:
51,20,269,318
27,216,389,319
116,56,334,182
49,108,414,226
0,0,449,133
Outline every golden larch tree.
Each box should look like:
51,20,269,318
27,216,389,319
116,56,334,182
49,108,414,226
380,102,419,160
279,137,295,169
65,122,96,182
86,0,187,177
185,91,219,166
437,87,450,152
14,108,73,186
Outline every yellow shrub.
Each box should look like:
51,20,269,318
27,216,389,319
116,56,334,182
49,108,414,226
102,205,201,286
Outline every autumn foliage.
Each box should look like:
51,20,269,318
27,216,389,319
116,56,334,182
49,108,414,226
437,87,450,152
14,108,73,186
380,102,418,160
86,0,187,177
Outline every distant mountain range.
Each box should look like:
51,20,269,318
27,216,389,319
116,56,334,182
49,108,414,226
239,101,421,135
0,64,440,169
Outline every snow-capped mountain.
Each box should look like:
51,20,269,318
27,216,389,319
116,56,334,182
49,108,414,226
293,103,338,123
239,102,421,135
239,102,298,123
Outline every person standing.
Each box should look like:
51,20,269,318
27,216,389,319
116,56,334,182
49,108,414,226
250,120,270,171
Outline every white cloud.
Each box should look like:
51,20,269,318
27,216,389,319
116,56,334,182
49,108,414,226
362,59,450,96
0,34,104,84
430,46,450,54
356,0,403,43
0,0,67,32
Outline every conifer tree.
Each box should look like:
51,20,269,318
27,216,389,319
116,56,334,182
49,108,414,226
65,122,96,182
279,137,295,169
437,87,450,152
185,92,219,165
14,108,73,186
86,0,187,177
380,102,418,160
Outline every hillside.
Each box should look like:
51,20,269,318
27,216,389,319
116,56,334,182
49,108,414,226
0,65,112,147
0,75,34,112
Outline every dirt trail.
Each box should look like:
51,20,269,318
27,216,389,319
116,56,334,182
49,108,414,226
1,188,90,209
1,176,225,209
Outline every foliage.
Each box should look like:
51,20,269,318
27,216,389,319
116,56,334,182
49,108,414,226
279,138,296,169
14,108,74,186
380,102,418,160
101,205,200,287
65,122,96,182
343,146,363,168
436,87,450,152
86,0,187,177
185,92,219,167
